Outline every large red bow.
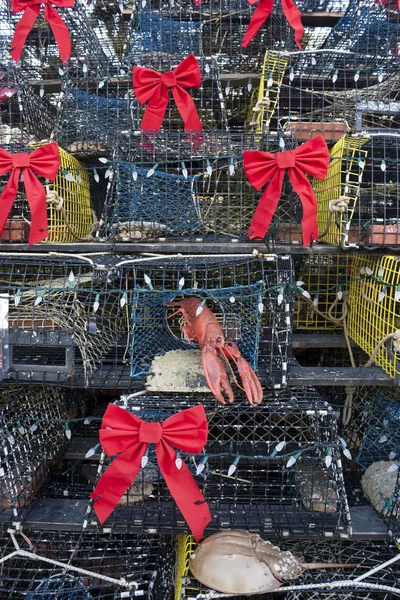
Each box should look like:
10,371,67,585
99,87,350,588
90,403,212,541
0,142,60,245
242,0,304,49
133,54,204,146
244,136,329,246
10,0,73,64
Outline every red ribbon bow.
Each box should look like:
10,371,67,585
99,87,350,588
10,0,73,64
90,403,212,542
133,54,204,147
242,0,304,49
0,142,60,245
244,136,330,246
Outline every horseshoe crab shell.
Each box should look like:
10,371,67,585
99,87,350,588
189,530,358,596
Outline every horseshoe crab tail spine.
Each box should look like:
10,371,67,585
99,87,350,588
302,562,359,571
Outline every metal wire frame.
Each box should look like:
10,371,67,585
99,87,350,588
99,131,294,243
0,255,129,388
276,52,400,143
323,0,400,64
347,255,400,380
176,536,400,600
0,0,123,81
293,255,353,331
342,134,400,248
48,390,352,537
0,385,73,526
118,254,294,390
0,529,175,599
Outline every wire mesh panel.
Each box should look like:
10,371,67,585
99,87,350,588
176,536,400,600
0,0,121,81
347,255,400,380
0,385,71,526
60,390,352,536
294,255,353,330
119,254,293,390
0,255,130,388
315,135,368,248
0,529,175,599
323,0,400,62
279,52,400,144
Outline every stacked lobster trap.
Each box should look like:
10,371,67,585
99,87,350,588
40,390,351,537
0,529,175,599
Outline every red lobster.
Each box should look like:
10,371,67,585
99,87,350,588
164,297,263,406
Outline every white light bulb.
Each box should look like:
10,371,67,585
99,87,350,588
387,464,398,473
343,448,352,460
229,296,235,304
141,455,148,469
258,303,264,314
85,446,97,459
286,456,297,468
34,295,43,307
175,458,182,470
120,294,127,308
277,293,284,305
389,451,397,460
99,157,108,164
196,463,205,475
196,305,204,317
325,455,332,468
228,464,237,477
275,441,286,452
379,435,388,444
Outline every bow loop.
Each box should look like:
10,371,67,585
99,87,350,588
245,135,329,246
90,403,211,540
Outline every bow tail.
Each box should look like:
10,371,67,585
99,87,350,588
157,442,211,542
281,0,304,49
241,0,274,48
247,169,284,240
172,86,204,150
0,169,21,236
140,88,169,134
288,167,319,246
45,4,72,64
23,168,50,245
10,5,40,62
90,444,147,524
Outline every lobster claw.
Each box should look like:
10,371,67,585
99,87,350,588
221,340,263,407
201,344,235,405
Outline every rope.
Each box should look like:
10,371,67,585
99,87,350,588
46,188,99,242
317,196,351,241
248,96,271,128
4,530,138,590
364,330,400,368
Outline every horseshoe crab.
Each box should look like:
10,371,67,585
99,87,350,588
189,530,358,595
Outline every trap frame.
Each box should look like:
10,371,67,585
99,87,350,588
0,529,175,599
347,255,400,381
294,255,353,331
52,389,352,537
0,385,71,527
118,253,294,390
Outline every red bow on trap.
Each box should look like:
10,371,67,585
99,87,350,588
10,0,73,64
0,142,60,245
90,403,212,542
244,136,330,246
242,0,304,49
133,54,204,147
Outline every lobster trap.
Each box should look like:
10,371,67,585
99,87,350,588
347,255,400,381
294,255,353,331
0,385,72,526
47,389,352,537
119,254,293,390
317,135,400,248
0,144,94,243
100,132,295,242
323,0,400,63
279,51,400,145
0,255,130,388
175,536,400,600
1,0,123,81
0,529,175,599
